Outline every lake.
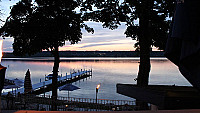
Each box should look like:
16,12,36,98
1,57,191,101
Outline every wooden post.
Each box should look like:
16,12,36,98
0,65,7,112
66,73,67,81
70,72,72,80
0,95,1,113
43,82,45,97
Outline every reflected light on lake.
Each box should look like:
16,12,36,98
1,57,191,100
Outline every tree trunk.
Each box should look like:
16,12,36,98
136,0,152,110
51,45,60,111
137,29,151,87
136,26,151,110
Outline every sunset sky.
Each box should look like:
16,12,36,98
0,0,137,52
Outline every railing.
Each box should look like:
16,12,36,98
56,96,135,106
36,95,136,111
1,94,137,111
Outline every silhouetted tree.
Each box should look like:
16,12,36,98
1,0,93,110
82,0,176,110
124,0,176,87
82,0,175,86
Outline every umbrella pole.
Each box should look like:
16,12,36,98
0,95,1,113
15,88,16,97
68,91,69,98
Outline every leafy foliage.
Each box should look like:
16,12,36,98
81,0,176,50
1,0,93,56
124,0,176,50
81,0,129,30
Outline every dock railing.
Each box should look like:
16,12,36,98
2,69,92,96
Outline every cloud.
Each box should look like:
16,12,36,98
1,2,135,51
0,21,133,51
0,37,14,52
80,22,128,45
62,38,136,51
79,42,124,48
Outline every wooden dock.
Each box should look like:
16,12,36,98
2,69,92,95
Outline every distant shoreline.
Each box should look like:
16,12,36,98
2,51,165,58
1,57,167,62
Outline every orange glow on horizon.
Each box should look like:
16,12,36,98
59,44,135,51
59,39,136,51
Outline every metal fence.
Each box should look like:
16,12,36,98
1,94,137,111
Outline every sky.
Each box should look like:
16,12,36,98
0,0,136,52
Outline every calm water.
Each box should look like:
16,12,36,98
1,57,191,100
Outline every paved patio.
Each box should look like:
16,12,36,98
2,109,200,113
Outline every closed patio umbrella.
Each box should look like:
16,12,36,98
24,69,33,93
165,0,200,89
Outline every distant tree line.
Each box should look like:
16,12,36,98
2,51,165,58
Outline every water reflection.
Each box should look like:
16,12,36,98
1,58,191,100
